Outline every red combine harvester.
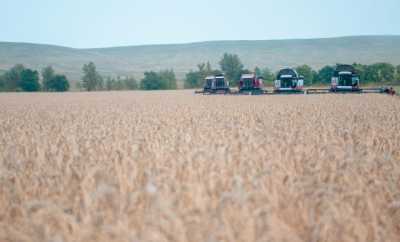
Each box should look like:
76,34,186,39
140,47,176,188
238,73,265,94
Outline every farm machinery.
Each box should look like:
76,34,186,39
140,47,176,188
274,68,304,93
195,74,231,94
238,73,265,95
194,64,396,96
306,64,396,95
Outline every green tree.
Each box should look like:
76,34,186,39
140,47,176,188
76,81,83,91
311,70,319,84
352,63,367,81
296,65,314,86
375,63,395,82
0,74,5,91
82,62,102,91
205,62,213,75
41,66,70,92
114,77,125,90
197,62,213,79
4,64,25,91
211,69,223,75
124,77,138,90
105,77,115,90
364,64,379,83
46,75,70,92
361,63,395,83
97,76,104,90
140,71,166,90
159,69,177,89
317,65,335,84
396,65,400,83
254,67,262,77
140,70,177,90
20,69,40,91
240,69,252,75
41,66,55,91
261,67,275,83
104,76,137,90
184,71,202,88
219,53,243,85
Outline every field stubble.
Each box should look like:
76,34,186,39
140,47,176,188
0,91,400,242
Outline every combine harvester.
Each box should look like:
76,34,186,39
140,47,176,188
273,68,304,94
306,64,395,95
194,65,396,96
237,73,266,95
195,74,231,94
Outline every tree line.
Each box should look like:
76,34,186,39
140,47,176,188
1,54,400,92
0,65,69,92
184,53,400,88
0,62,177,92
76,62,177,91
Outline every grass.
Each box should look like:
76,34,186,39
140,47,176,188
0,90,400,242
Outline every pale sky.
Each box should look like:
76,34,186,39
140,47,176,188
1,0,399,48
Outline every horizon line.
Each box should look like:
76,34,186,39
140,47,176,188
1,34,399,50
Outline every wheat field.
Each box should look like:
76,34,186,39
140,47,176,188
0,91,399,242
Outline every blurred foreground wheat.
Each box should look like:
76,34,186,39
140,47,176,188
0,91,399,242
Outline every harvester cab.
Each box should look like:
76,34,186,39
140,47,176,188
203,76,214,92
274,68,304,93
214,74,230,93
238,73,264,94
331,65,360,92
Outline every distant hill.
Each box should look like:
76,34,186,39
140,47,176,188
1,36,400,87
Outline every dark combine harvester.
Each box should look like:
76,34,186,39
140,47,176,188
331,64,360,92
274,68,304,93
306,64,396,95
196,74,230,94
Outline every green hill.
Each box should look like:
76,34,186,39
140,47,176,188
1,36,400,86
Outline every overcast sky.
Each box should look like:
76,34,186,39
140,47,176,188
1,0,399,48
